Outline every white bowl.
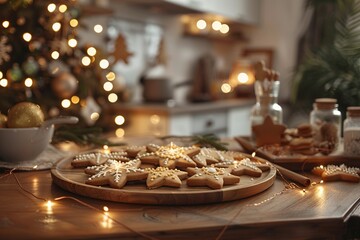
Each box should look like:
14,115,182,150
0,116,78,163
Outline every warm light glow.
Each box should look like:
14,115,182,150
68,38,77,48
24,77,33,87
90,112,100,121
59,4,67,13
106,72,116,81
94,24,103,33
23,32,32,42
221,83,232,93
103,206,109,212
237,72,249,84
115,115,125,125
115,128,125,138
45,200,54,214
61,99,71,108
87,47,97,56
103,145,110,154
320,180,324,184
0,71,3,79
0,78,8,87
196,19,207,30
47,3,56,13
51,51,60,60
71,95,80,104
251,152,256,157
103,81,113,91
99,59,109,69
150,114,160,125
212,21,222,31
108,93,118,103
220,24,230,34
2,21,9,28
69,19,79,27
320,165,324,169
52,22,61,32
82,56,91,66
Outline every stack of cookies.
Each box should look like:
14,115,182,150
71,143,272,190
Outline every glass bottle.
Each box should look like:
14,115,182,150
343,106,360,156
250,79,283,126
310,98,341,146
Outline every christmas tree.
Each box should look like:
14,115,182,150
0,0,120,130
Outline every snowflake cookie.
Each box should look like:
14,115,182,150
85,159,147,188
138,143,200,169
72,151,129,167
312,164,360,183
187,166,240,189
145,166,188,189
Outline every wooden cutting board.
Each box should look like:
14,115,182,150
51,153,276,205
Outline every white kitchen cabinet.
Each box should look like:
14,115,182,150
108,99,254,137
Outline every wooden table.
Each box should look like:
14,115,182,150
0,139,360,239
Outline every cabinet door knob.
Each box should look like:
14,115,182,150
206,120,213,128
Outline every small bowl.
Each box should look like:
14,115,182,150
0,116,78,163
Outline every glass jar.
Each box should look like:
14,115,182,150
250,79,283,126
310,98,342,146
343,106,360,156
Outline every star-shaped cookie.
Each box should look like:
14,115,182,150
312,164,360,183
138,143,200,169
252,115,286,147
215,158,264,177
145,166,188,189
85,159,148,188
187,166,240,189
191,148,220,167
72,151,130,167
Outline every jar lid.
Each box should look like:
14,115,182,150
347,106,360,117
314,98,337,110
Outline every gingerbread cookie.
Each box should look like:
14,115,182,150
125,145,146,158
138,143,199,169
145,166,188,189
85,159,148,188
191,148,220,167
72,151,129,168
215,158,269,178
252,115,286,147
297,124,314,138
312,164,360,183
187,166,240,189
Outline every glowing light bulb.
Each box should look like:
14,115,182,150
90,112,100,121
24,77,33,87
196,19,207,30
71,96,80,104
94,24,103,33
150,114,160,125
69,19,78,27
106,72,116,81
99,59,109,69
52,22,61,32
87,47,96,56
220,24,230,34
68,38,77,48
2,21,9,28
61,99,71,108
47,3,56,12
59,4,67,13
103,82,113,91
23,32,32,42
221,83,232,93
0,78,8,87
82,56,91,66
103,206,109,212
0,71,3,79
237,72,249,84
115,115,125,125
108,93,118,103
115,128,125,138
51,51,60,60
212,21,222,31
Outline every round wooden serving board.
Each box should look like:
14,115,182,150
51,154,276,205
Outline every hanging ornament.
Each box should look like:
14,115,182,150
112,33,133,64
7,102,44,128
22,57,39,76
6,63,23,82
80,96,101,126
52,72,78,98
0,36,12,65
